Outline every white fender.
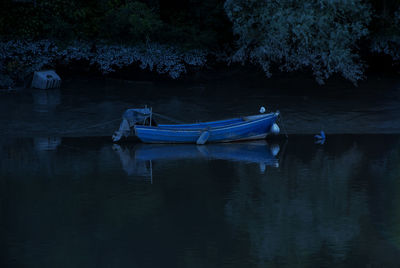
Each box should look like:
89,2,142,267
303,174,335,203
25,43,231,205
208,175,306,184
196,130,210,145
270,123,280,135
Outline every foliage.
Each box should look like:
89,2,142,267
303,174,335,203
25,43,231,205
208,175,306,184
156,0,232,49
0,40,207,87
100,1,163,42
224,0,371,84
0,0,229,48
2,0,400,86
370,7,400,61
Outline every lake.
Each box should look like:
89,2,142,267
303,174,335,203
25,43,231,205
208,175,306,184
1,76,400,267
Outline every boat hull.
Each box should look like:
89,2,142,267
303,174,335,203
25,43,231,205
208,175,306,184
134,113,278,144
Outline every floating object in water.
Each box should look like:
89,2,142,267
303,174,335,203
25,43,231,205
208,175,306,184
259,106,266,113
31,70,61,89
113,108,281,144
314,130,326,144
314,130,326,140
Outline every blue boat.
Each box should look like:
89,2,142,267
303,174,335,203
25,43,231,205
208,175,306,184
112,108,280,144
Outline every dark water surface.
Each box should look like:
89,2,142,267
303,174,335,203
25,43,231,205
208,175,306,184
1,77,400,267
1,135,400,267
1,75,400,136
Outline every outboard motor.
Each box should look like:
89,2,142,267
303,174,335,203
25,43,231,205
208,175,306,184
112,108,152,142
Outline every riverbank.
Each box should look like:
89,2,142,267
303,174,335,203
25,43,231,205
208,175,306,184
2,37,400,90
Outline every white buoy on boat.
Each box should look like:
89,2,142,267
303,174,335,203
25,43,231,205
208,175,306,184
259,106,266,113
270,123,280,135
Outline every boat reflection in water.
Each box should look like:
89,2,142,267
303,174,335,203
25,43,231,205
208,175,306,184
113,141,281,180
34,137,62,151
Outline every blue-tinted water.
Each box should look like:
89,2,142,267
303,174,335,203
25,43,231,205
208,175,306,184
1,77,400,267
1,135,400,267
1,75,400,137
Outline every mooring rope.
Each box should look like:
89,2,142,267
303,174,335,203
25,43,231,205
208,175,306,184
57,112,184,135
58,117,121,134
152,112,185,124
